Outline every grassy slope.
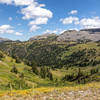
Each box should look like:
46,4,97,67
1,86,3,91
0,41,100,90
0,54,75,91
0,55,56,91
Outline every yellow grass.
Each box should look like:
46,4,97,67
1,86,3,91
0,82,100,98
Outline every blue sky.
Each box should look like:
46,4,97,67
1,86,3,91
0,0,100,41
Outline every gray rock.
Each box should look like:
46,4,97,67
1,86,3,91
57,28,100,42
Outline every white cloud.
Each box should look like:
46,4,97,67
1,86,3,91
68,10,78,15
60,15,100,29
29,17,48,25
29,17,48,32
43,29,58,34
20,2,53,32
0,24,23,36
15,32,23,36
79,17,100,28
43,28,79,34
21,4,52,20
8,17,13,21
14,0,34,6
0,25,14,34
60,16,79,24
43,29,66,34
30,25,40,32
0,0,53,32
0,0,34,5
0,0,12,4
17,23,21,26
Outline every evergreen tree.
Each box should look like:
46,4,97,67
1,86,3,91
0,52,4,60
40,67,46,78
19,73,24,79
46,68,53,80
15,57,21,63
11,65,18,74
40,67,53,80
19,73,24,90
48,72,53,80
32,66,39,75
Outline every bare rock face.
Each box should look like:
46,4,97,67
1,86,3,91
29,33,57,41
29,28,100,42
57,28,100,42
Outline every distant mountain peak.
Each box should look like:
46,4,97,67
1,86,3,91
57,28,100,42
80,28,100,32
0,37,10,42
29,28,100,42
29,33,57,41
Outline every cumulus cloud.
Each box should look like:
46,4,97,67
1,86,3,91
14,0,34,6
0,24,23,36
0,0,34,5
17,23,21,26
79,17,100,29
0,0,12,4
8,17,13,21
15,32,23,36
0,0,53,32
61,13,100,29
0,25,14,34
68,10,78,15
21,3,53,32
43,29,58,34
60,16,79,24
29,17,48,25
30,25,40,32
43,29,67,34
21,4,52,20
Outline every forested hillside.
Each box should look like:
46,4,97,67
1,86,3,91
0,37,100,87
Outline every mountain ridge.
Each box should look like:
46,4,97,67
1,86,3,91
29,28,100,42
0,37,11,42
1,28,100,42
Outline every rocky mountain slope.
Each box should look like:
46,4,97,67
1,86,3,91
57,28,100,42
29,28,100,42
